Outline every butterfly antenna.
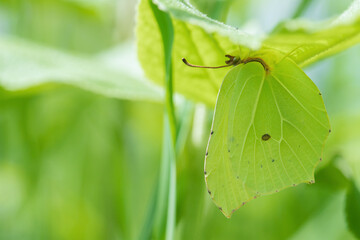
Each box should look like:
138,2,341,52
182,58,232,69
182,55,240,69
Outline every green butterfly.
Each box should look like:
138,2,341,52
183,53,331,218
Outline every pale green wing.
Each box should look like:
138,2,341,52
205,58,330,218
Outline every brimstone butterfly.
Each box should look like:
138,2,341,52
183,53,330,218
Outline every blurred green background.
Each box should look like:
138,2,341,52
0,0,359,239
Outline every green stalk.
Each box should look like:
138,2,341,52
150,1,176,239
165,123,176,240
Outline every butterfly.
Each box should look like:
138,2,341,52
183,53,330,217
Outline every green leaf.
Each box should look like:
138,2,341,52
345,181,360,239
204,57,330,217
290,193,348,240
325,115,360,189
0,36,163,101
315,163,349,192
137,0,249,106
149,0,263,49
265,0,360,68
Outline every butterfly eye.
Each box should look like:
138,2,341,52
224,55,240,65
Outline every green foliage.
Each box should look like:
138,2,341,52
326,115,360,188
205,58,330,217
266,22,360,68
268,0,360,67
346,181,360,239
290,193,348,240
136,0,239,105
0,36,162,102
147,0,263,48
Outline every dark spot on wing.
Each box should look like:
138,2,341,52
319,158,322,161
242,202,246,206
319,92,322,95
206,152,208,156
329,129,331,133
204,171,207,174
261,164,263,168
208,190,211,195
211,130,214,135
262,134,271,141
236,176,239,179
228,149,230,152
272,159,275,162
219,207,222,211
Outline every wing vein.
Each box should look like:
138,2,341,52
283,139,312,178
268,80,295,184
237,73,266,181
271,74,328,129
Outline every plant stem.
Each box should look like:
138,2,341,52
166,138,176,240
149,1,177,240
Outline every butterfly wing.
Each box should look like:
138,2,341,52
205,58,330,217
